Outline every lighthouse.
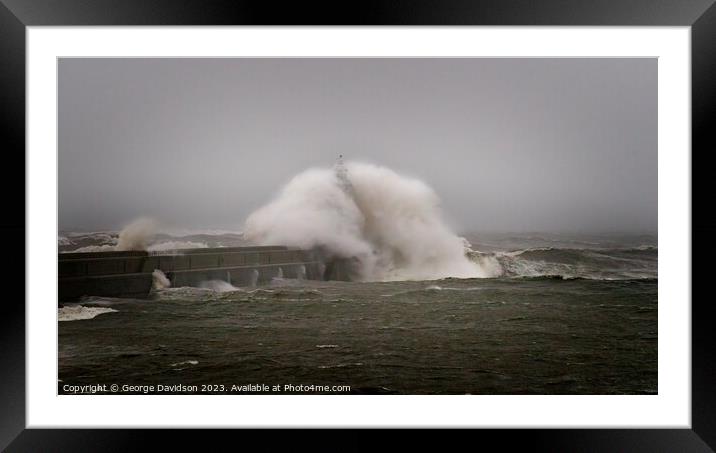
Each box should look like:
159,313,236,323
334,154,354,196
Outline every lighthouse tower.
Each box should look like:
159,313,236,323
334,154,354,196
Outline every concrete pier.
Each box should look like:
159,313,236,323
58,246,342,302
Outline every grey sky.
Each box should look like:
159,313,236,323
59,58,656,233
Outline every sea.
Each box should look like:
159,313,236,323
58,231,657,395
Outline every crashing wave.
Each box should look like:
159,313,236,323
58,305,118,321
245,161,498,281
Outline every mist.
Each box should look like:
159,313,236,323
58,58,657,234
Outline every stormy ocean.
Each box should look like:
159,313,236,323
57,59,658,397
58,230,657,395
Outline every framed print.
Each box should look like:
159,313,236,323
2,0,714,450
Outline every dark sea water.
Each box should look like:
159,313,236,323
58,232,657,395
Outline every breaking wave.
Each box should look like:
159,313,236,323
245,161,495,281
467,246,657,280
152,269,171,290
115,218,158,251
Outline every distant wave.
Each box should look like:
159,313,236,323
65,231,115,240
62,240,210,254
500,245,657,256
510,275,657,282
59,227,239,253
147,241,209,252
244,161,497,281
65,244,116,253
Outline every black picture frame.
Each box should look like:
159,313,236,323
2,0,713,450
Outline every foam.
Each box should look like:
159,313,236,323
58,305,118,322
245,162,494,281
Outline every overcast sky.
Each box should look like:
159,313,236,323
59,58,656,234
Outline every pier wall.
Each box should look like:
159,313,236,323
58,246,346,302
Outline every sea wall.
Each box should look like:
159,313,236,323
58,246,345,302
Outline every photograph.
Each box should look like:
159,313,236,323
57,57,657,396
